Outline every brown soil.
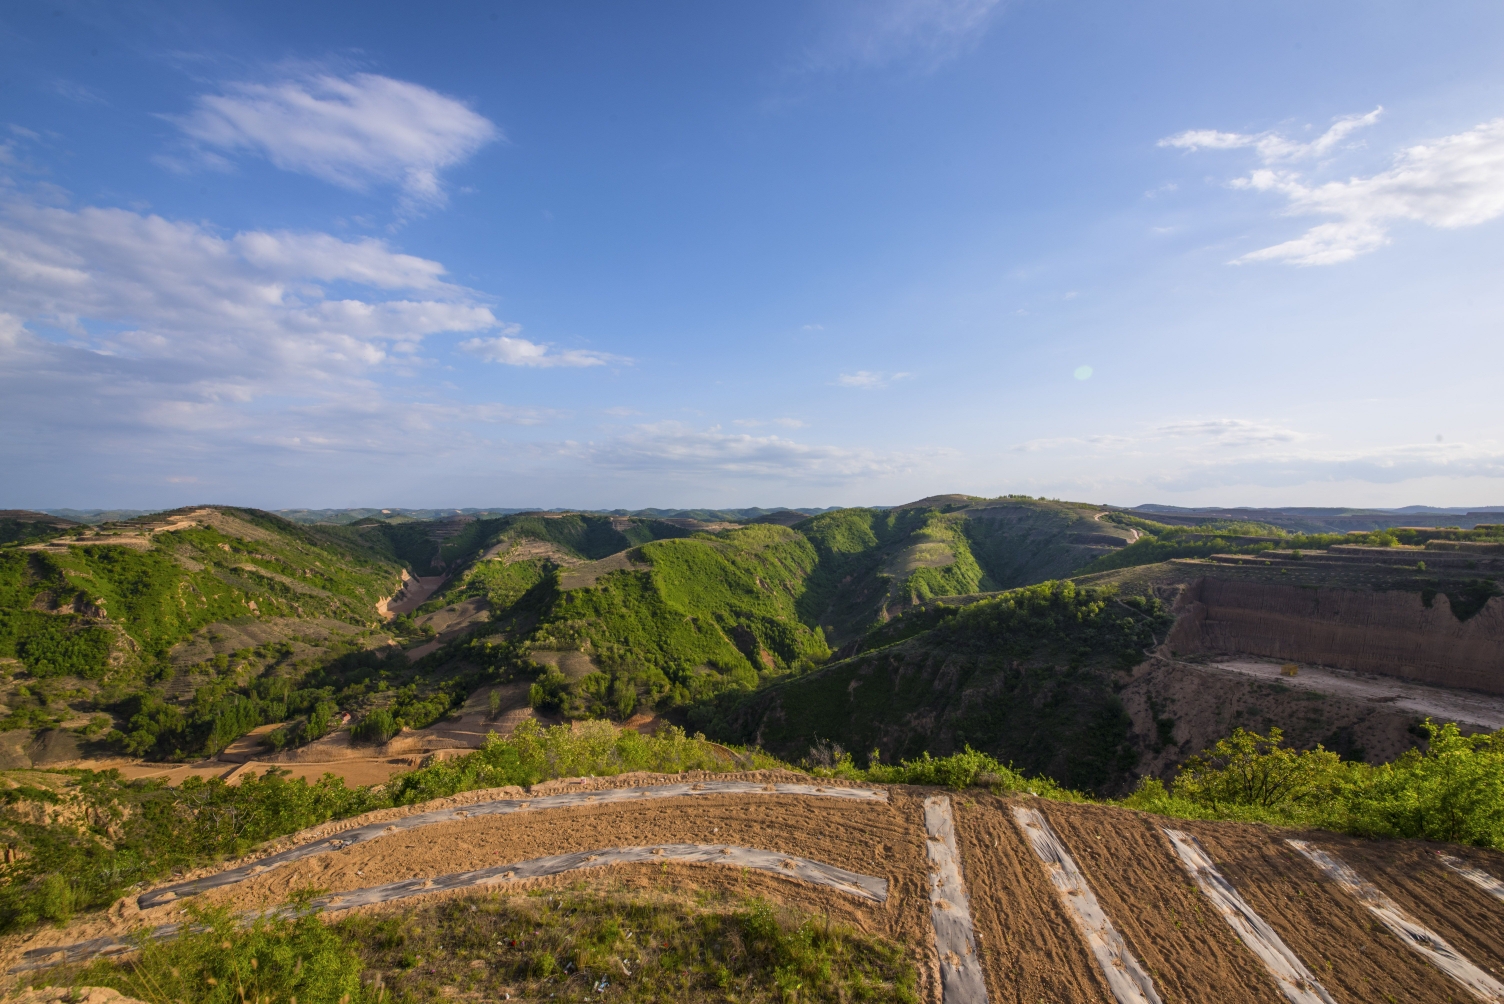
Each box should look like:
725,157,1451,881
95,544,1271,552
13,777,1504,1004
1121,655,1444,779
558,551,647,590
1171,819,1504,1002
12,777,941,1002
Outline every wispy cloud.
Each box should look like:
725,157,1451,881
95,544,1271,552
801,0,1001,73
734,417,806,429
1162,109,1504,264
457,330,624,368
1014,418,1300,453
1156,419,1303,446
567,422,935,481
1160,107,1382,164
835,370,910,389
169,71,499,214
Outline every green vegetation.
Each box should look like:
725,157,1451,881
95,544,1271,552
382,719,776,804
1123,720,1504,848
71,905,379,1004
50,890,917,1004
705,580,1173,794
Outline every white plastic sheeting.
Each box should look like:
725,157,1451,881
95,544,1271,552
1161,829,1334,1004
922,796,988,1004
1011,806,1162,1004
138,780,887,908
1437,853,1504,904
1287,839,1504,1003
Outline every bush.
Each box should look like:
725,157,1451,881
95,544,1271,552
352,708,398,743
1122,721,1504,849
68,905,378,1004
384,719,758,805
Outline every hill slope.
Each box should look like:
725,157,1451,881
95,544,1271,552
705,581,1172,794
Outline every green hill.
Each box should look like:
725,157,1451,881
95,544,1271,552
0,507,410,759
702,580,1171,795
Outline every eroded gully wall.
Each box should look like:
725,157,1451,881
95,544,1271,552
1165,577,1504,694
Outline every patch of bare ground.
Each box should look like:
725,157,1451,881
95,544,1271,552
65,683,549,789
379,570,447,618
1181,818,1504,1002
479,537,582,564
558,549,648,590
528,649,600,681
1120,655,1467,779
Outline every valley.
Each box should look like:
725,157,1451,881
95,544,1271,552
1,495,1501,1003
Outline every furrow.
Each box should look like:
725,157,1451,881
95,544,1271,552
1161,828,1335,1004
1287,839,1504,1003
138,780,886,908
1011,805,1162,1004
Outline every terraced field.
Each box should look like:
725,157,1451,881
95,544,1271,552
12,773,1504,1004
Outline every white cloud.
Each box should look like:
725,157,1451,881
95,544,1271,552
1156,419,1303,446
171,72,499,212
1160,107,1382,163
569,422,934,481
1163,110,1504,265
803,0,1001,73
457,331,623,368
0,198,573,473
835,370,910,389
734,417,806,429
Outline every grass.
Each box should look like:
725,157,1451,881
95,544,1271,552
41,888,918,1004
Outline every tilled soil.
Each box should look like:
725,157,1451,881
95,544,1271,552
13,777,1504,1004
1171,819,1504,1003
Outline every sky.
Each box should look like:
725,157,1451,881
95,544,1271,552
3,0,1504,511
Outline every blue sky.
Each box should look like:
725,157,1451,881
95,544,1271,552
3,0,1504,510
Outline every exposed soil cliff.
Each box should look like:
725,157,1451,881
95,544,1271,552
1166,577,1504,694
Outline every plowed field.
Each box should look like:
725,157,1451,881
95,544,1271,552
9,775,1504,1004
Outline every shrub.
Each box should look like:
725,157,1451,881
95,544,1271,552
352,708,398,743
69,905,377,1004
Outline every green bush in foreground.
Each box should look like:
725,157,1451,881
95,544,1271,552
46,890,917,1004
385,719,779,804
1122,721,1504,849
72,904,376,1004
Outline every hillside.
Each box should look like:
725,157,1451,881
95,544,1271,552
791,496,1135,645
705,581,1172,794
0,507,411,763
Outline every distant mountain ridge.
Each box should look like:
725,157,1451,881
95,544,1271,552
1122,504,1504,533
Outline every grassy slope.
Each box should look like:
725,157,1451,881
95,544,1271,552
0,508,409,758
705,580,1172,795
957,498,1134,587
464,525,831,720
793,508,989,645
